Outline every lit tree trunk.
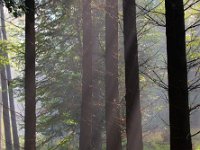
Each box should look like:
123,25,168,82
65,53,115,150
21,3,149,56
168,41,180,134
105,0,122,149
0,67,12,150
0,5,20,150
123,0,143,149
0,57,12,150
24,0,36,149
0,81,2,150
165,0,192,150
79,0,93,149
0,3,12,149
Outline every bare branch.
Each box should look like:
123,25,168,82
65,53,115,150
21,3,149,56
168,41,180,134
190,104,200,112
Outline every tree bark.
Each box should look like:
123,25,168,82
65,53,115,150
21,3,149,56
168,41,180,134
0,4,12,149
123,0,143,149
79,0,93,149
0,5,20,150
0,66,13,150
105,0,122,149
0,77,2,150
165,0,192,150
24,0,36,149
91,12,102,150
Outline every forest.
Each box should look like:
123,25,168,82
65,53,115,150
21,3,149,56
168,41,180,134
0,0,199,149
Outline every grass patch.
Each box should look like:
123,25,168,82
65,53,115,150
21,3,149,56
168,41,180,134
144,142,169,150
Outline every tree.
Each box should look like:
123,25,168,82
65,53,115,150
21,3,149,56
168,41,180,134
0,83,2,150
3,0,25,17
0,3,13,150
0,5,20,150
91,7,103,150
79,0,93,149
105,0,122,149
123,0,143,149
28,1,83,149
24,0,36,149
0,98,2,150
0,65,12,150
0,49,12,150
165,0,192,150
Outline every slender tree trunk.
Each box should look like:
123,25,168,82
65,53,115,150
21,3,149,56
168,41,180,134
165,1,192,150
123,0,143,149
0,67,12,150
105,0,122,149
0,4,12,149
24,0,36,149
0,79,2,150
0,5,20,150
79,0,93,149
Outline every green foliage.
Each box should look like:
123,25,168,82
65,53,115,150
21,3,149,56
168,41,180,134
3,0,25,17
32,0,84,149
0,38,23,68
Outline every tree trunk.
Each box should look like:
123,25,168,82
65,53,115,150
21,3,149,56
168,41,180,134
0,4,13,149
24,0,36,149
0,77,2,150
0,67,13,150
165,0,192,150
123,0,143,149
79,0,93,149
105,0,122,149
91,12,102,150
0,5,20,150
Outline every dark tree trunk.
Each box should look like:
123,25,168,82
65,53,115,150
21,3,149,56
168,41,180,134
123,0,143,150
105,0,122,149
79,0,93,149
0,5,20,150
24,0,36,149
165,1,192,150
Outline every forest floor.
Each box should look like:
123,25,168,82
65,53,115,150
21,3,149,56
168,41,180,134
142,129,200,150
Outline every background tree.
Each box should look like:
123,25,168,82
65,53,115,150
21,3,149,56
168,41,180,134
105,0,122,149
0,44,12,150
0,4,20,150
91,3,104,149
79,0,93,149
0,2,12,150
